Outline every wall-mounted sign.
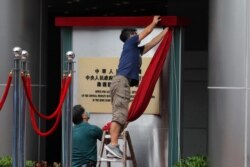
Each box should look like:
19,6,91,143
77,57,160,114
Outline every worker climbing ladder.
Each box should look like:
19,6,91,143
98,130,137,167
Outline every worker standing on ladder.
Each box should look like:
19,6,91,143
105,16,169,158
72,105,102,167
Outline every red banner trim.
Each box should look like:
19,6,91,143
55,16,190,27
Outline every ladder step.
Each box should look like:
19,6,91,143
98,131,137,167
99,156,133,161
104,134,123,139
100,157,124,162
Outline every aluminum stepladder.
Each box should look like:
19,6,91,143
98,130,137,167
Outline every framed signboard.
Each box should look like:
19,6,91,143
77,57,160,114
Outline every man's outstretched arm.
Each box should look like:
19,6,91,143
138,16,161,42
142,27,169,54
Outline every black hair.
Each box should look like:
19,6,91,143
120,28,137,42
72,104,85,125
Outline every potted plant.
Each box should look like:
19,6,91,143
173,155,208,167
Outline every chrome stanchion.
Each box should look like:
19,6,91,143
12,47,22,167
62,51,75,167
19,50,28,167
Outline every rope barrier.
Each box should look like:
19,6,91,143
21,73,72,136
9,47,75,166
21,73,67,120
27,76,60,137
0,72,13,111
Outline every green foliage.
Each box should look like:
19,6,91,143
0,156,35,167
173,155,208,167
0,156,12,166
25,160,35,167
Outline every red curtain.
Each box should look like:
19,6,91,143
127,28,173,122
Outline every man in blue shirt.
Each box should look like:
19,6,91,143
72,105,102,167
105,16,169,158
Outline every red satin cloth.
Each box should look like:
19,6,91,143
127,29,173,122
102,122,112,132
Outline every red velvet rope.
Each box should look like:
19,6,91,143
21,75,67,120
61,75,66,97
22,74,71,136
27,77,61,137
0,72,13,110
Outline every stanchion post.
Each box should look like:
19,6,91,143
62,51,75,167
19,50,29,167
12,47,22,167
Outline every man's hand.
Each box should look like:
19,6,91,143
153,16,161,25
139,15,162,42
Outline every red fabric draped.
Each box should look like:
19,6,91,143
127,29,173,122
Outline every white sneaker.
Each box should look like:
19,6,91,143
106,153,117,158
105,144,123,159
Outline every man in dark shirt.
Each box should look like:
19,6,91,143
105,16,169,158
72,105,102,167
